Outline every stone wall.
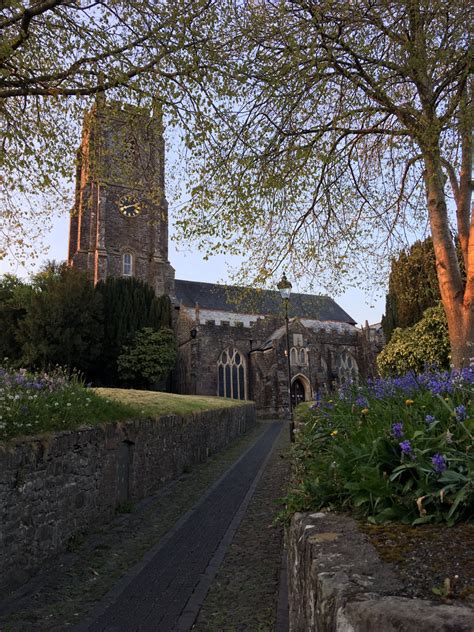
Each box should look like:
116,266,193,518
0,404,255,597
287,511,474,632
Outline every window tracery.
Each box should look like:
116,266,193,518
217,348,247,400
290,346,308,365
335,351,358,383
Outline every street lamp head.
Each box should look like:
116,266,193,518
277,272,292,301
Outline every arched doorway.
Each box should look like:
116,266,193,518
291,375,310,407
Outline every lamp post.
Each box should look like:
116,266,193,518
277,273,294,442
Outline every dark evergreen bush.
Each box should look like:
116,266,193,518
95,276,172,384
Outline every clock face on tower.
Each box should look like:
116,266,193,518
118,194,142,217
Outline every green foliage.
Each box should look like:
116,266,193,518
117,327,177,388
16,268,103,373
1,0,230,262
381,239,440,342
0,275,29,363
0,269,173,384
96,277,172,384
0,366,137,442
377,305,450,377
283,371,473,526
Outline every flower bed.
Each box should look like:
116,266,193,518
0,366,136,441
284,367,473,526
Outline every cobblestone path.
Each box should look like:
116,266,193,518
0,421,290,632
192,420,290,632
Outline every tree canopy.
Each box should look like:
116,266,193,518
96,276,172,384
17,267,104,371
0,0,229,261
1,0,472,366
177,0,472,366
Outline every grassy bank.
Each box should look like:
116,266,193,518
95,388,249,417
0,366,249,442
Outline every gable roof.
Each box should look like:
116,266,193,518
174,279,356,325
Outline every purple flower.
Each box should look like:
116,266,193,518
355,396,368,408
425,415,435,425
391,422,404,439
454,405,467,422
431,453,447,473
399,440,412,455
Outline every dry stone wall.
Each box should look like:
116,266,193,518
0,404,255,596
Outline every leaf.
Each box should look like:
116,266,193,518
439,470,467,483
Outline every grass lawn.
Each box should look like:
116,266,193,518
95,388,251,417
0,364,252,441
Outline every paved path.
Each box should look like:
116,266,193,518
74,421,287,632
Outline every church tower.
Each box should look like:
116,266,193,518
68,98,175,297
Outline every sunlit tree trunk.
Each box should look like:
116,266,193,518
423,147,473,368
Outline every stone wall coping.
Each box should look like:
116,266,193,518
0,403,255,448
287,511,474,632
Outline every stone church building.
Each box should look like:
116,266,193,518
68,99,382,417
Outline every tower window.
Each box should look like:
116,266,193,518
123,253,133,276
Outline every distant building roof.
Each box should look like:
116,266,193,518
174,279,356,325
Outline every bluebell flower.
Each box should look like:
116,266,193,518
425,414,435,425
391,422,404,439
399,440,412,455
454,405,468,422
431,453,447,473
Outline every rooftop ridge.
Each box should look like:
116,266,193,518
174,279,356,325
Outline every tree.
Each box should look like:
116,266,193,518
176,0,472,368
117,327,177,388
377,304,450,376
95,277,172,384
382,238,440,341
0,274,28,363
0,0,230,261
2,1,473,367
17,267,103,372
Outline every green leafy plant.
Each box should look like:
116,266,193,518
283,368,473,526
117,327,177,388
377,304,450,377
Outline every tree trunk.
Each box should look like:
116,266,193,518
423,151,474,369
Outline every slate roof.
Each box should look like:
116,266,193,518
174,279,356,325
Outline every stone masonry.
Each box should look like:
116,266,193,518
0,404,255,597
287,511,474,632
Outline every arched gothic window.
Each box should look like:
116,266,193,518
217,348,247,400
290,347,308,366
335,351,358,384
123,253,133,276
